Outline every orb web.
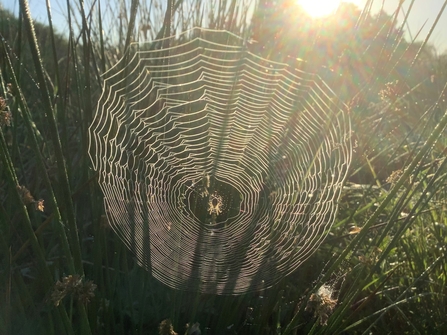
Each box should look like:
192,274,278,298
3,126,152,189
88,28,352,295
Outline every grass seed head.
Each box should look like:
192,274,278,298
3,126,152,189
305,285,337,326
50,274,97,307
17,185,35,205
0,96,12,127
159,319,178,335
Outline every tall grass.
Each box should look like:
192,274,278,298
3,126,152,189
1,0,447,334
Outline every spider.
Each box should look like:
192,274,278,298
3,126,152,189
207,191,223,216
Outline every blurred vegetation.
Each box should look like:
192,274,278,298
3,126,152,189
1,0,447,334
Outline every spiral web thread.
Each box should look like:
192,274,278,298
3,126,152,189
89,28,352,295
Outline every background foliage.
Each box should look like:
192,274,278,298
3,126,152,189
1,0,447,334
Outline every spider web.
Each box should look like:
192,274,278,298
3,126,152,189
89,28,352,295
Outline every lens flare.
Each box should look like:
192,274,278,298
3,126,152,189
297,0,341,17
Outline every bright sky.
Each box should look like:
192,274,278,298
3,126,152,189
297,0,364,17
356,0,447,53
376,0,447,53
1,0,447,54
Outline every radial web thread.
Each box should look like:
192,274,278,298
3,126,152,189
88,28,352,295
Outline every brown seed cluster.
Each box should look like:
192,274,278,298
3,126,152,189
17,185,35,205
16,185,45,212
386,169,403,185
158,319,178,335
0,96,12,127
50,274,97,307
358,247,382,267
305,285,337,326
379,80,403,102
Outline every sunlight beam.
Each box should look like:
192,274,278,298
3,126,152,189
296,0,342,18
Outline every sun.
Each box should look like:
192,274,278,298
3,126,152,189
297,0,342,18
